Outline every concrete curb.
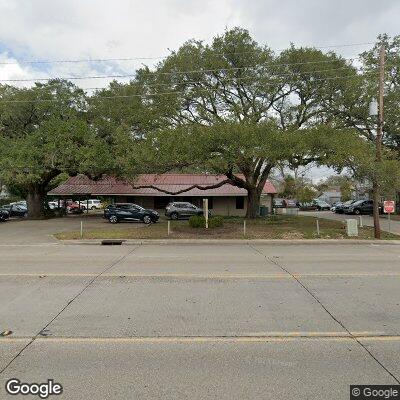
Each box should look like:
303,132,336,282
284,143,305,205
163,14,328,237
59,238,400,246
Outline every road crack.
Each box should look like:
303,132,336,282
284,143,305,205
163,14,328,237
0,245,140,375
248,244,400,384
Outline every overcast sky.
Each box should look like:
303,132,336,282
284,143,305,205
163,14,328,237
0,0,399,180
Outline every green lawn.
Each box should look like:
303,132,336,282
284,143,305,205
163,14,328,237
54,215,399,240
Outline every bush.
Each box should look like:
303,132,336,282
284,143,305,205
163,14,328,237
189,215,205,228
188,215,224,228
209,215,224,228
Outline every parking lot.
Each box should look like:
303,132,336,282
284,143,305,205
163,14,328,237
300,210,400,235
1,239,400,399
0,215,138,245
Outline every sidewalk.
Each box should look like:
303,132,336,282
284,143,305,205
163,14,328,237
60,238,400,246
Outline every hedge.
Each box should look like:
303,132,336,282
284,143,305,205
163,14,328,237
188,215,224,228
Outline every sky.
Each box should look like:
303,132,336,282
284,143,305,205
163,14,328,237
0,0,399,180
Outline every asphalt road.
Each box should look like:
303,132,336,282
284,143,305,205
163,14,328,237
1,243,400,399
300,210,400,235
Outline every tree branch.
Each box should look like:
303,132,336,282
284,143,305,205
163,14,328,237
129,178,234,195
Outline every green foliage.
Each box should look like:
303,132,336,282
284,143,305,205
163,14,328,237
1,29,398,219
126,28,361,218
0,80,134,217
188,215,224,228
281,175,297,198
209,216,224,228
296,186,317,203
189,215,205,228
339,180,353,202
280,174,317,203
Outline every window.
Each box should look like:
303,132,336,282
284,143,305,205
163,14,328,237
154,196,171,209
236,197,244,209
118,204,132,210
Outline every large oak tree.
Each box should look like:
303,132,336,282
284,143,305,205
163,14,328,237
0,80,118,218
133,28,365,217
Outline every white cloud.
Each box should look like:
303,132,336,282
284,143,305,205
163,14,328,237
0,0,398,180
0,0,398,88
0,53,36,88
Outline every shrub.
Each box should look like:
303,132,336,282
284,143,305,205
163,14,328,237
188,215,224,228
209,216,224,228
189,215,205,228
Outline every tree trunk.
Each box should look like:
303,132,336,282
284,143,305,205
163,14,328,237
246,187,261,218
27,185,46,219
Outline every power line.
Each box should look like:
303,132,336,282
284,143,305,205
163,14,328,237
0,72,378,104
0,42,374,66
0,59,362,83
79,66,366,91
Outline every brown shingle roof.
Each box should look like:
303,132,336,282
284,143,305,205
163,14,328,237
48,174,277,197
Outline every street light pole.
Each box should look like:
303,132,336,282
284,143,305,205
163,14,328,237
372,44,385,239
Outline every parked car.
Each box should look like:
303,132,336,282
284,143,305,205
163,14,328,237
330,202,341,212
165,202,209,220
298,202,315,211
312,199,331,211
66,201,84,214
1,204,28,217
345,199,382,215
10,200,27,207
104,203,159,224
273,198,285,208
273,198,298,209
48,201,60,209
298,200,330,211
334,200,357,214
0,208,9,221
283,199,298,208
84,199,103,210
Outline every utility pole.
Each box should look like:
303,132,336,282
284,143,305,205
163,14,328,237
372,44,385,239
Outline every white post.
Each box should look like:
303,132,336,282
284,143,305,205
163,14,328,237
167,220,171,236
243,220,246,236
359,216,363,227
203,198,209,229
388,213,391,234
316,219,320,236
80,221,83,239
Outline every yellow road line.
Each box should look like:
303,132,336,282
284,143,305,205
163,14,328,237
2,335,400,343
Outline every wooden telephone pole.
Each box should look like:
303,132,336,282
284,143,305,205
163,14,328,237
373,44,385,239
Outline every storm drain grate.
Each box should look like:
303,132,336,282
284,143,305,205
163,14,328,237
101,240,124,246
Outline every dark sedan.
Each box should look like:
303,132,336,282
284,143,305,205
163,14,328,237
334,200,356,214
104,203,159,224
1,204,28,217
345,199,382,215
0,208,9,221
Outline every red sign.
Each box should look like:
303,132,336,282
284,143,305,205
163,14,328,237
384,200,395,214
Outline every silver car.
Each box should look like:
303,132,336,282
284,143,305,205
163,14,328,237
165,202,206,220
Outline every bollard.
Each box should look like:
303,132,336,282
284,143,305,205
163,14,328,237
316,219,320,236
167,220,171,236
80,221,83,239
243,220,246,236
359,216,363,227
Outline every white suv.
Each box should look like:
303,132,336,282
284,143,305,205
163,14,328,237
84,199,103,210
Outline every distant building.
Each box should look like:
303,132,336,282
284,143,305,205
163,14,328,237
49,174,277,216
317,190,342,204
